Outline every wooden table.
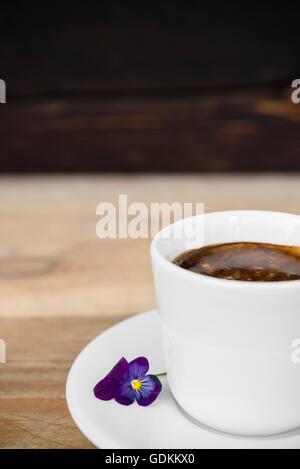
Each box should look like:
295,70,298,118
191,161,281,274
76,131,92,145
0,174,300,448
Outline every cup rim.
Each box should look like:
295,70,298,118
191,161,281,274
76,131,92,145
151,209,300,289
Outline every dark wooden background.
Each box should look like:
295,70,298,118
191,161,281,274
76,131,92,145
1,2,300,172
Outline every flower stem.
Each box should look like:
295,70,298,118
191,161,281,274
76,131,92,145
155,372,167,377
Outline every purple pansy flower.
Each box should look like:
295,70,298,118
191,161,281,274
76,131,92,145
94,356,163,406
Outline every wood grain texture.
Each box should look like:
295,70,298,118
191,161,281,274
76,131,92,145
0,316,121,449
2,3,300,172
0,174,300,448
2,87,300,172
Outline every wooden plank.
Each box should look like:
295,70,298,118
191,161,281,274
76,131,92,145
2,4,299,95
0,316,122,449
1,87,300,172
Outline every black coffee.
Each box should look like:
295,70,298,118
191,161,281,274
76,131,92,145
173,242,300,282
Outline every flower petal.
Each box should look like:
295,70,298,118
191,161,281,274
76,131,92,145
115,381,135,406
93,357,129,401
135,375,162,406
128,356,149,380
104,357,129,382
94,377,119,401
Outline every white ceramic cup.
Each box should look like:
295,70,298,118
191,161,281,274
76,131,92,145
151,210,300,437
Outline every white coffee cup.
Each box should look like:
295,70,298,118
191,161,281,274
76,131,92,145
151,210,300,437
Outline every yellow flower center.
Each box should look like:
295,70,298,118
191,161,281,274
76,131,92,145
131,379,142,391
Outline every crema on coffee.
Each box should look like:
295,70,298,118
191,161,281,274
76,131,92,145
173,242,300,281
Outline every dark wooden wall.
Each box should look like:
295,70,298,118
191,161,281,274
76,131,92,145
1,2,300,172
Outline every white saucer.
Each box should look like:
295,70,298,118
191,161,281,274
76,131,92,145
66,310,300,449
